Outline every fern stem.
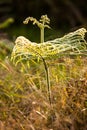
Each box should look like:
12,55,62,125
42,58,52,105
40,27,44,43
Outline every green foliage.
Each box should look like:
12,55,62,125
0,18,14,29
11,28,87,65
11,16,87,105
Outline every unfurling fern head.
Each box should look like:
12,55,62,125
23,15,51,43
40,15,50,24
11,27,87,65
23,15,50,29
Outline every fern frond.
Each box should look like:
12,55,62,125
11,28,87,65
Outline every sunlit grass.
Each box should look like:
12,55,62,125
0,55,87,129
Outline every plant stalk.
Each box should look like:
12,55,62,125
42,58,52,105
40,27,44,43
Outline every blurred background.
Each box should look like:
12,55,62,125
0,0,87,42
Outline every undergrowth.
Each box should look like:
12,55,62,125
0,56,87,130
0,15,87,130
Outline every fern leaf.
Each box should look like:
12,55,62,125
11,28,87,65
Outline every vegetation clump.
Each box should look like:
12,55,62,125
0,15,87,130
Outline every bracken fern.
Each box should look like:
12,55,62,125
11,15,87,104
11,28,87,64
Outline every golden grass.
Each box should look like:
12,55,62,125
0,56,87,130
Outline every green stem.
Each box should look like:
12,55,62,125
42,58,52,105
40,27,44,43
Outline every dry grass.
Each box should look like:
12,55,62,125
0,56,87,130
